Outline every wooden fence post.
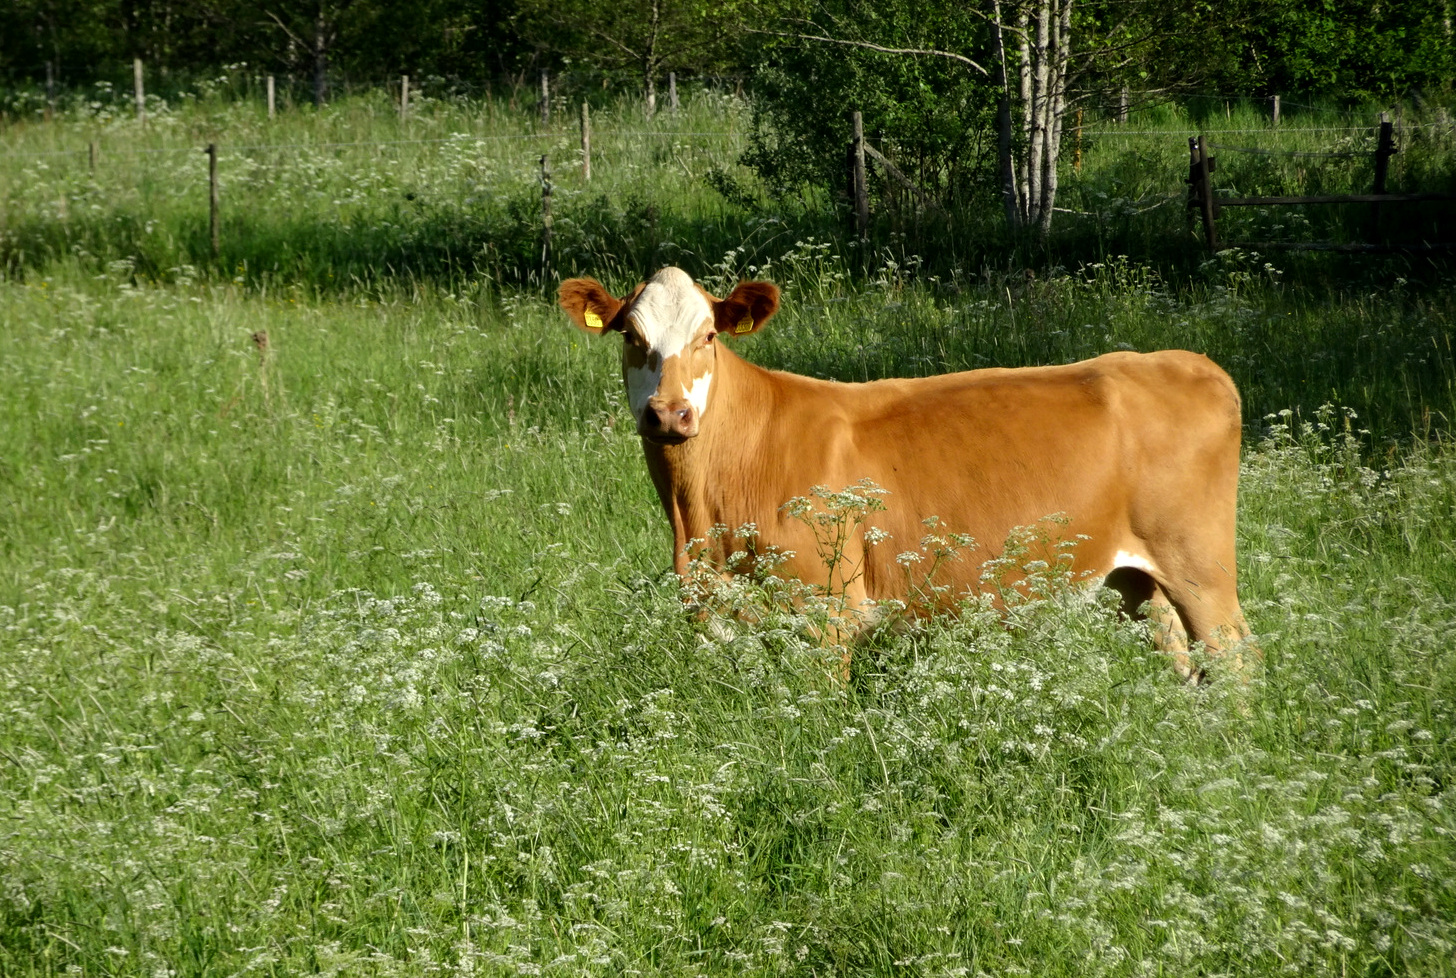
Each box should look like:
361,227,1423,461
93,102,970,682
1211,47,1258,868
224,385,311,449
45,61,55,121
206,143,220,258
1271,95,1280,127
1195,135,1217,251
1373,115,1395,194
400,74,409,120
580,101,591,181
1117,86,1128,124
539,71,550,125
1372,115,1395,241
266,75,276,119
1186,138,1197,235
134,58,146,122
851,110,868,239
540,154,552,278
669,72,679,112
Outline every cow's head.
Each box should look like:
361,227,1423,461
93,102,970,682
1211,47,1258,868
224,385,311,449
558,267,780,443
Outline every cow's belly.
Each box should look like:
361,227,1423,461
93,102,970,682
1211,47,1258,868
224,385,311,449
825,410,1134,605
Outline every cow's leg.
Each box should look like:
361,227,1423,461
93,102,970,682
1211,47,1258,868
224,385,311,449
823,577,878,679
1156,571,1256,680
1145,582,1197,681
1104,567,1196,680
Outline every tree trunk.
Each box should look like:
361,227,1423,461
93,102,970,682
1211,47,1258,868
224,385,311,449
991,1,1020,230
644,0,661,115
312,6,329,107
1037,0,1072,236
1016,8,1032,224
1027,0,1051,228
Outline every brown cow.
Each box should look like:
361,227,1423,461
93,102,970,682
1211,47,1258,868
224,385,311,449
558,266,1254,678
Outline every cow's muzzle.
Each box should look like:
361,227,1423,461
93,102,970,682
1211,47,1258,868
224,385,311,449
640,398,698,442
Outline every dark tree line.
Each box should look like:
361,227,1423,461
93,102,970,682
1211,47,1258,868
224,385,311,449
1,0,528,94
3,0,1450,106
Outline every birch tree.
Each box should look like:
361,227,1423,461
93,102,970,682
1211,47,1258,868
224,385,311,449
756,0,1075,237
1006,0,1073,234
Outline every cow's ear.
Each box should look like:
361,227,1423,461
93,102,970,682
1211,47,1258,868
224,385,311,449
714,280,780,337
558,277,624,335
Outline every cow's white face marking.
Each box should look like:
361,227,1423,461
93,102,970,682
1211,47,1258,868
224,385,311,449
622,267,715,425
683,371,712,417
1114,550,1158,574
625,356,661,420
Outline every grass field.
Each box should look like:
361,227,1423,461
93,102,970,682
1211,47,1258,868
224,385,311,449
2,86,1455,976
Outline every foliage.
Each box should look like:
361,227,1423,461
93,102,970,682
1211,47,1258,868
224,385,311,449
1231,0,1456,102
0,0,534,86
742,0,999,212
513,0,751,110
2,0,1453,110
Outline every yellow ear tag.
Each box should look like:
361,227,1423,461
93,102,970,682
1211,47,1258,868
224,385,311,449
584,310,604,331
734,315,754,335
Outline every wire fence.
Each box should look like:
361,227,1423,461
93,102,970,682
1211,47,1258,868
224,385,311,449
9,124,1453,163
0,129,747,162
1205,143,1366,158
1089,122,1453,138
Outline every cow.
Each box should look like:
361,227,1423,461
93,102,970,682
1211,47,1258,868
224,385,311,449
557,266,1254,679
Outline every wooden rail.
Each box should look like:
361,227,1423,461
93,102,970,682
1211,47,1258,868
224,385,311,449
1220,193,1456,206
1187,118,1456,252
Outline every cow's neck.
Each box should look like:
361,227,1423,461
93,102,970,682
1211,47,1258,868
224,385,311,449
640,342,775,575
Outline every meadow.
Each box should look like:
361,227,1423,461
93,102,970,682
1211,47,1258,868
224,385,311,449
1,82,1455,976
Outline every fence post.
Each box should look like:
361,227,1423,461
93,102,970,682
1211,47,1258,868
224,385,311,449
267,75,276,119
1195,135,1217,251
89,139,98,172
851,110,868,239
1185,138,1197,235
669,72,679,112
1117,86,1128,124
580,101,591,181
1271,95,1280,127
206,143,220,258
540,154,552,279
134,58,146,122
1372,115,1395,241
539,70,550,125
45,61,55,121
400,74,409,120
1373,114,1395,193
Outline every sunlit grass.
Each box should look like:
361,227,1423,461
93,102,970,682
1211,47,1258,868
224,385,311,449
1,87,1455,977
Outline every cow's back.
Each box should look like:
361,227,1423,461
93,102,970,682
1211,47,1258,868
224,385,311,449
750,350,1243,603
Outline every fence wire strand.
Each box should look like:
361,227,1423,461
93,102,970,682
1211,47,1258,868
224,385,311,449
1206,143,1365,158
0,129,745,161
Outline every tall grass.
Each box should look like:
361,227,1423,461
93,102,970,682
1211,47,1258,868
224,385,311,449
1,86,1455,977
4,85,1455,292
